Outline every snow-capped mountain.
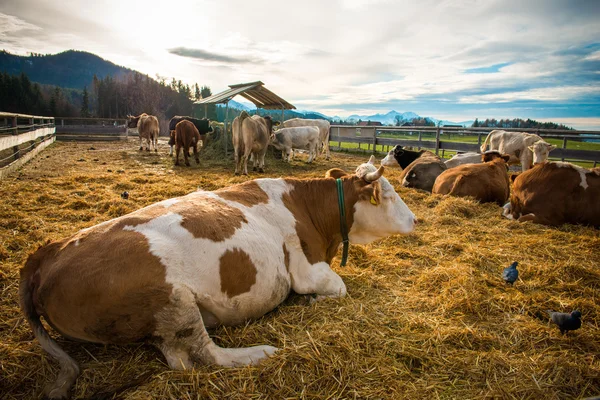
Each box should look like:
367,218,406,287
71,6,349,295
344,110,471,127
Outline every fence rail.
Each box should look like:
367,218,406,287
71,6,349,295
55,118,128,141
329,125,600,166
0,112,56,178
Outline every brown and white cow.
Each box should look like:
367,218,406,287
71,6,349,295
232,111,278,175
19,156,417,399
480,129,556,172
432,151,511,205
127,113,160,152
503,161,600,226
400,153,447,192
283,118,331,160
174,120,203,166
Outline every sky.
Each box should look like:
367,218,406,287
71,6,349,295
1,0,599,128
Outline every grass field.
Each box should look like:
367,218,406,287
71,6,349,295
1,139,599,399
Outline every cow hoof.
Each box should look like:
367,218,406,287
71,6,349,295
146,149,150,152
253,167,257,171
155,149,158,153
234,172,240,176
195,159,200,164
258,168,265,173
185,162,190,167
139,147,143,151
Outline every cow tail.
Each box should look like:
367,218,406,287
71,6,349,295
480,131,493,152
20,247,80,397
239,111,250,125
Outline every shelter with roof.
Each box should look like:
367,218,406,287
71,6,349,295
194,81,296,153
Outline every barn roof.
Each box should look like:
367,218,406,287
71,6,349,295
194,81,296,110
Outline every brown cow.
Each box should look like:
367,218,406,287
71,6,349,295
127,113,159,152
232,111,278,175
400,153,447,192
173,120,203,166
19,157,417,399
432,151,511,205
504,161,600,226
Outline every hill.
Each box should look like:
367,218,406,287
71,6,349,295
0,50,132,89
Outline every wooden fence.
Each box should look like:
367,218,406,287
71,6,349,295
55,117,128,141
329,125,600,167
0,112,56,179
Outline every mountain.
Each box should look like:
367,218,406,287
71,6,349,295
216,99,252,111
0,50,132,89
345,110,471,127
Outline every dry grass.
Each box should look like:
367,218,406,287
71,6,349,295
1,139,599,400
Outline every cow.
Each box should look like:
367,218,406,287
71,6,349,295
503,162,600,226
381,145,431,169
127,113,159,152
168,116,213,156
270,126,320,163
400,153,447,192
19,156,417,399
444,152,482,168
173,120,203,167
282,118,331,160
232,111,278,175
432,151,511,205
480,129,556,172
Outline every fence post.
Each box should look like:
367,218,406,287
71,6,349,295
418,131,422,150
372,128,377,154
477,132,482,147
561,136,567,162
435,127,440,155
11,116,20,161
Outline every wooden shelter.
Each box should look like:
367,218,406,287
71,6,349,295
194,81,296,153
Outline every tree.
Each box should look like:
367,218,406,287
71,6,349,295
194,83,201,101
472,118,479,128
80,86,90,117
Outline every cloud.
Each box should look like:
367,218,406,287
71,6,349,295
168,47,258,64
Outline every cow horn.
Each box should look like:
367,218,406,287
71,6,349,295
364,166,384,182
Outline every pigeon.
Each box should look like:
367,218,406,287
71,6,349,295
502,261,519,285
121,191,129,200
547,310,582,335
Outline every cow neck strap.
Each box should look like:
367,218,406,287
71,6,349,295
335,178,349,267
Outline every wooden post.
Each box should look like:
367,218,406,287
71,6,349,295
372,128,377,154
418,131,422,150
204,105,208,119
435,127,440,156
224,102,229,155
561,136,567,162
477,132,482,146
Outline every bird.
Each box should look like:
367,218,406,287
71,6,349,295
547,310,582,335
121,191,129,200
502,261,519,285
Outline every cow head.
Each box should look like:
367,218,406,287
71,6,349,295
347,155,417,244
126,115,140,129
528,141,556,165
381,145,403,167
262,116,281,134
481,151,509,163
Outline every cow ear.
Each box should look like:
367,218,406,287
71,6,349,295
502,154,510,162
549,144,557,151
510,173,519,182
368,155,376,165
326,168,348,179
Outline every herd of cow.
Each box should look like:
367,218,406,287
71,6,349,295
125,112,331,171
381,129,599,227
18,119,599,399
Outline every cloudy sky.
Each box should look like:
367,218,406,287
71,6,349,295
1,0,599,127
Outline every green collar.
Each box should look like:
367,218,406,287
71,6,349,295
335,178,349,267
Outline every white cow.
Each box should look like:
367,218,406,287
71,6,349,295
283,118,331,160
270,126,320,163
480,130,556,172
19,156,417,399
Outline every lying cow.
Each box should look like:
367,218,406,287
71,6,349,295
444,152,482,168
232,111,278,175
168,116,213,156
19,156,417,399
381,145,431,169
127,113,159,152
270,126,320,163
283,118,331,160
480,129,556,172
504,162,600,226
400,153,447,192
174,120,203,166
432,151,511,205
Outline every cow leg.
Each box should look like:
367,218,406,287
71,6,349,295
258,149,267,173
234,152,241,175
290,261,347,302
183,145,190,167
146,138,151,152
139,137,143,151
169,145,174,157
154,136,158,152
175,144,181,166
193,143,200,164
242,151,250,175
153,286,278,369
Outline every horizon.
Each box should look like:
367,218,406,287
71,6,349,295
1,0,599,129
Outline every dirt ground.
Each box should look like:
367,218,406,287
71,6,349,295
1,139,599,399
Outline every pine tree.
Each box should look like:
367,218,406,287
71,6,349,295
81,86,90,117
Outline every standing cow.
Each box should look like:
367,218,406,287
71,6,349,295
283,118,331,160
480,130,556,172
127,113,159,152
270,126,320,163
174,120,202,166
504,162,600,226
19,156,417,399
232,111,278,175
168,116,213,156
